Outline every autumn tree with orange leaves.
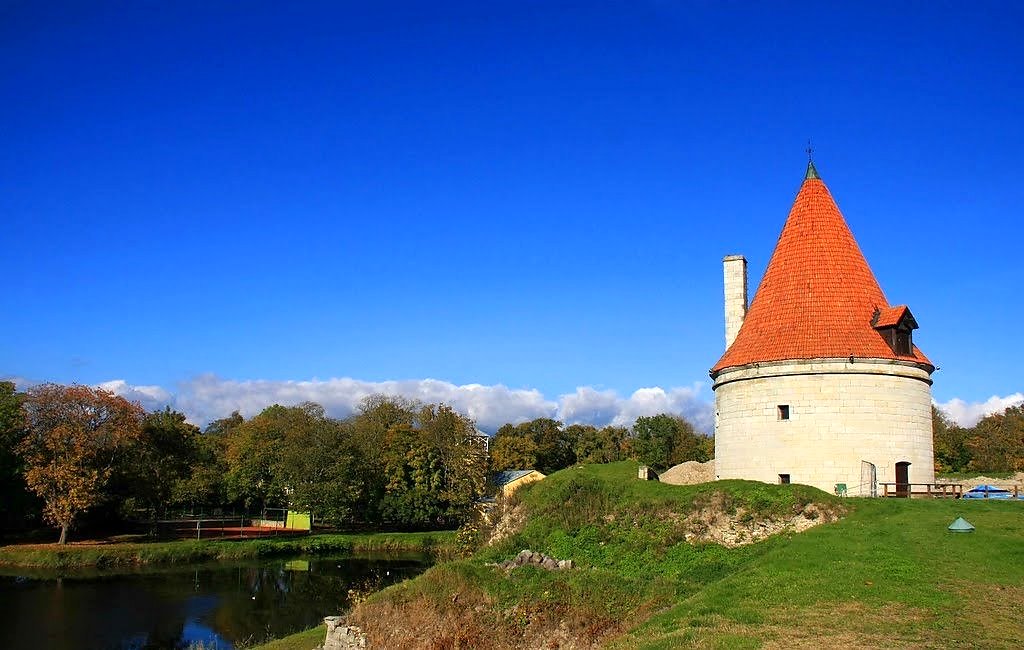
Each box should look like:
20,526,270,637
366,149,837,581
17,384,144,544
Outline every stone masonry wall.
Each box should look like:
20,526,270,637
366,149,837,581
713,359,934,495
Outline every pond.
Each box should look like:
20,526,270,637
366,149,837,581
0,553,430,650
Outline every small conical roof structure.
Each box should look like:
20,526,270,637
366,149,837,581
948,517,975,533
712,162,932,373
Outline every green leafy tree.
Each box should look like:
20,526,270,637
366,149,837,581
173,428,229,514
373,402,488,529
418,404,488,519
490,418,574,473
379,422,446,528
277,409,367,524
17,384,144,544
632,413,709,471
352,394,418,461
350,395,420,522
223,405,294,511
966,405,1024,473
0,381,38,529
932,406,971,473
571,424,628,464
123,408,201,518
205,410,244,438
490,424,539,471
527,418,575,473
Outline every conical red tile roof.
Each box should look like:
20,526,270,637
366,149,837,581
711,168,932,374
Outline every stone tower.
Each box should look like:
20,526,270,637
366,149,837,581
710,161,935,495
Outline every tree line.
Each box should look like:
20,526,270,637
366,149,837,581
0,381,713,544
8,381,1019,543
0,383,489,543
933,405,1024,474
489,414,712,474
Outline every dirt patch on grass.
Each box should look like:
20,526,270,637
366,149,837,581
633,602,943,649
760,602,942,649
350,585,625,649
351,587,501,649
682,492,844,547
941,582,1024,648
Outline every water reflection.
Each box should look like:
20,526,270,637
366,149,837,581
0,554,428,650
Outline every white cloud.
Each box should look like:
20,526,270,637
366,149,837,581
557,384,714,432
96,379,173,412
936,393,1024,427
82,374,715,433
161,374,560,432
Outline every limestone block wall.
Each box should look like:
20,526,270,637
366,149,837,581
723,255,748,349
713,359,934,495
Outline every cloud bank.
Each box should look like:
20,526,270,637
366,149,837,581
87,374,715,434
8,374,1018,433
935,393,1024,428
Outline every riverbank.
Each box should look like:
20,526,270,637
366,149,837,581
0,531,455,572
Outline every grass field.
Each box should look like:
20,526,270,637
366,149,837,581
0,531,455,572
324,461,1024,649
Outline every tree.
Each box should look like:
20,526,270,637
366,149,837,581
350,395,419,521
526,418,576,473
932,406,971,473
966,406,1024,473
124,408,201,518
205,410,244,438
223,405,296,511
490,424,539,471
490,418,575,474
378,422,446,528
351,394,418,461
418,404,488,520
570,424,628,464
276,408,367,524
0,381,37,529
173,428,229,514
17,384,144,544
375,405,489,529
632,414,709,471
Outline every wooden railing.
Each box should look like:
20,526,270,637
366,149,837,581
879,483,963,498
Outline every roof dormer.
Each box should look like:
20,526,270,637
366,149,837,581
872,305,918,357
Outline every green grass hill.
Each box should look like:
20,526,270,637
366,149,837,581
332,461,1023,649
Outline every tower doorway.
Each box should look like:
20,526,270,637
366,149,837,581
895,461,911,497
860,460,877,497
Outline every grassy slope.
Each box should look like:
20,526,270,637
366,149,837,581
622,496,1024,648
248,625,325,650
0,531,454,572
347,461,1024,649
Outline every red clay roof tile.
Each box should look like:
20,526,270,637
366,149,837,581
711,176,932,374
874,305,910,328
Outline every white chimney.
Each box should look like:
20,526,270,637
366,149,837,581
723,255,748,349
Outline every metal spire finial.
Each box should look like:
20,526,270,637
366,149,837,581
804,140,820,180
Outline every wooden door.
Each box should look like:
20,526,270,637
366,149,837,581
895,462,910,497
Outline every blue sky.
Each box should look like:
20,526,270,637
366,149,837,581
2,2,1022,429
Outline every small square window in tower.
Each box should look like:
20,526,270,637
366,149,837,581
777,405,790,420
779,474,791,484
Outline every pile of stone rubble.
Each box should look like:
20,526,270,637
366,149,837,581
490,549,574,572
316,616,366,650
